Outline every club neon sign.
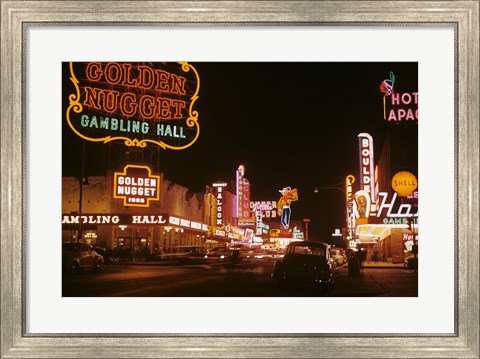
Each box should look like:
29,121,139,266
236,165,251,219
65,62,200,150
113,165,160,207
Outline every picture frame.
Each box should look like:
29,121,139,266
1,0,478,358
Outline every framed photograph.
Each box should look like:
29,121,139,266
1,1,478,358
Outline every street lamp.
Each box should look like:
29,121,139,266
313,175,356,248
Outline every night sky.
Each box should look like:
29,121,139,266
63,62,418,239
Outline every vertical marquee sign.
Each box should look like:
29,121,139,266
65,62,200,149
358,133,376,216
113,165,160,207
212,182,228,226
236,165,252,219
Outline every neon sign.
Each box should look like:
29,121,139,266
255,210,263,235
392,171,418,197
358,133,375,208
250,200,277,218
212,182,228,226
380,71,395,119
376,192,418,219
113,165,160,207
387,92,418,122
236,165,251,219
345,175,356,235
277,187,298,231
62,214,168,225
380,72,418,122
353,190,371,219
65,62,200,150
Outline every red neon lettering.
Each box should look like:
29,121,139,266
120,93,138,117
103,90,120,112
138,65,154,88
121,63,138,87
139,95,156,119
83,87,103,110
156,98,172,119
104,62,123,84
86,62,103,81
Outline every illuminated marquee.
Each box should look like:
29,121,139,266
236,165,252,219
113,165,160,207
255,210,263,235
250,201,277,218
61,213,168,225
65,62,200,150
212,182,228,226
345,175,356,235
61,213,208,231
358,133,375,208
376,192,419,225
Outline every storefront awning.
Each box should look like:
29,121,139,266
356,224,412,243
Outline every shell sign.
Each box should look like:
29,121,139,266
392,171,418,197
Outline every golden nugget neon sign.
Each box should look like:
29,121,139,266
113,165,160,207
66,62,200,150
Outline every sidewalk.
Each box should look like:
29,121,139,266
361,260,406,268
332,269,387,296
332,264,418,296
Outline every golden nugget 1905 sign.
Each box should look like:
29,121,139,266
65,62,200,150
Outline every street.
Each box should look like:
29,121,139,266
62,259,418,297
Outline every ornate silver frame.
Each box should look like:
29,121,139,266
1,1,479,358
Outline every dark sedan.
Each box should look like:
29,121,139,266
271,241,339,292
62,242,104,274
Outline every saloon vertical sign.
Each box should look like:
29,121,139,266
65,62,200,150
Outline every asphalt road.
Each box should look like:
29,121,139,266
62,259,418,297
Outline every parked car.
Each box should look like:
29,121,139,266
271,241,339,292
62,242,104,274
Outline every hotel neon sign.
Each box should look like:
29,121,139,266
65,62,200,150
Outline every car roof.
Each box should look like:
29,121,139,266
289,241,329,247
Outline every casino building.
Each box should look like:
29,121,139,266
62,170,215,259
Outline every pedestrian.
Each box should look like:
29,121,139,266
357,248,366,274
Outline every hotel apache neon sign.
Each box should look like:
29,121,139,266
380,71,418,122
65,62,200,150
113,165,160,207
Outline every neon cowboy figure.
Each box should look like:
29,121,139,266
277,186,298,231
